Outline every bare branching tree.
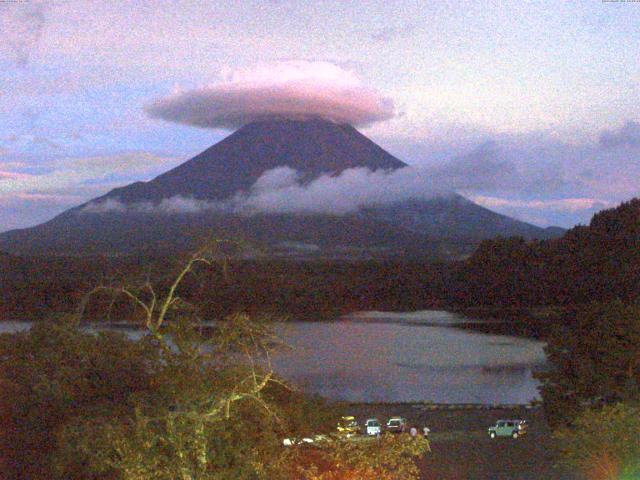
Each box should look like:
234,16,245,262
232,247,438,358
77,240,231,329
72,239,294,479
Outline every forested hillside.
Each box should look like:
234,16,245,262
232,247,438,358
2,198,638,323
451,198,640,307
0,254,449,322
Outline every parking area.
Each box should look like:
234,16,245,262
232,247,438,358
343,404,576,480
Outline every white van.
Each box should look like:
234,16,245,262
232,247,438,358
365,418,382,436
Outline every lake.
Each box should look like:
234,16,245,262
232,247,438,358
0,310,546,404
273,310,546,404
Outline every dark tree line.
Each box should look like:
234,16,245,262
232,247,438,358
451,198,640,307
537,301,640,427
0,255,451,322
2,198,639,323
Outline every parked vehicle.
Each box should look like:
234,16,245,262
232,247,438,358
283,434,328,446
337,416,360,436
385,416,407,433
282,436,314,446
365,418,382,436
488,419,528,439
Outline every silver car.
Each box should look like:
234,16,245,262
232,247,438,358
385,416,407,433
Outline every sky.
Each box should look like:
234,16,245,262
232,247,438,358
1,0,640,232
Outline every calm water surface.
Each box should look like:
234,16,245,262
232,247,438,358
272,311,546,404
2,311,546,404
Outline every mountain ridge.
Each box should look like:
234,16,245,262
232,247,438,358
0,118,563,258
97,118,406,205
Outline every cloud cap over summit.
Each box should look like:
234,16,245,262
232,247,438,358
145,61,395,129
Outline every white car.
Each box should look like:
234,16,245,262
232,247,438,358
283,437,312,446
283,434,328,446
365,418,382,436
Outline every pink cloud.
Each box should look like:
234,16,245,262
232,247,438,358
470,195,611,213
145,61,395,129
0,191,80,206
14,192,79,202
0,170,32,181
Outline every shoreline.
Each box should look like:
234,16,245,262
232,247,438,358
451,305,566,340
0,306,563,342
342,401,540,409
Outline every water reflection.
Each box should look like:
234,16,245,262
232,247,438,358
0,311,546,404
271,311,546,404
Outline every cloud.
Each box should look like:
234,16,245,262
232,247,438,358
468,195,613,227
82,196,221,215
0,152,178,196
370,23,416,42
0,151,180,232
599,120,640,149
80,198,127,214
145,61,395,129
470,195,611,213
0,2,46,67
0,170,31,182
81,155,509,216
79,120,640,229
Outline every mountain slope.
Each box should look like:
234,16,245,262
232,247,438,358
101,118,406,204
362,196,561,241
0,119,562,258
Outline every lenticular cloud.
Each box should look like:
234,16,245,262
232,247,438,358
145,61,395,129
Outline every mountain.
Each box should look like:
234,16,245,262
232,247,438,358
360,196,560,240
102,118,405,204
0,118,563,258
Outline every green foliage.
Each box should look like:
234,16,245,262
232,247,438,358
537,301,640,426
0,318,158,479
453,237,546,307
555,403,640,480
0,255,447,323
453,198,640,308
293,434,430,480
3,198,640,324
0,247,429,479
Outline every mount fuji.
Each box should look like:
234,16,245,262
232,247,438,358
0,118,562,258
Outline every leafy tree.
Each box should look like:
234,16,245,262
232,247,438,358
0,317,158,479
537,301,640,426
0,242,429,479
293,434,429,480
451,198,640,309
452,237,542,307
555,403,640,480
